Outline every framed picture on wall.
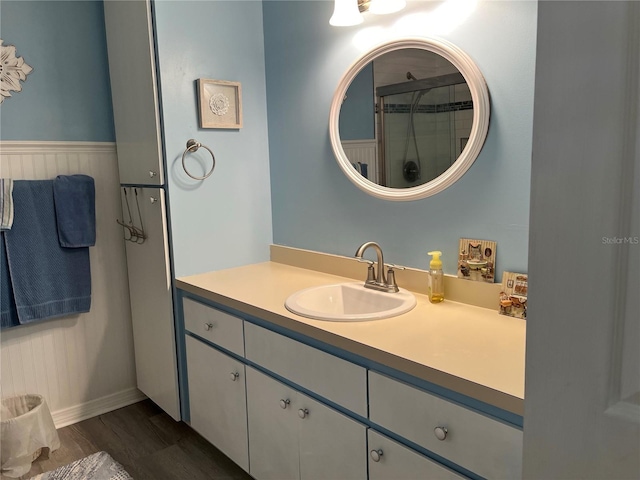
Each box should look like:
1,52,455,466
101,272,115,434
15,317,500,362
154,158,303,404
197,78,243,129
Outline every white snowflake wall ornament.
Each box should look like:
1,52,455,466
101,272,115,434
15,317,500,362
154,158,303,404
1,39,33,104
209,92,230,116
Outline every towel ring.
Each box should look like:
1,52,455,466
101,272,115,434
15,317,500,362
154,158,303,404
182,139,216,180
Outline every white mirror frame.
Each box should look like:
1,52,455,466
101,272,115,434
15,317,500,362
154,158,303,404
329,37,490,201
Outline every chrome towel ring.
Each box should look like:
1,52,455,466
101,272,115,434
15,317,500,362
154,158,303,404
182,139,216,180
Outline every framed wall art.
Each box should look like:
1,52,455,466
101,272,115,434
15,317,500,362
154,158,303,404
197,78,243,129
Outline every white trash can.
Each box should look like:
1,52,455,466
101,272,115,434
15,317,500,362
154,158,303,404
1,394,60,478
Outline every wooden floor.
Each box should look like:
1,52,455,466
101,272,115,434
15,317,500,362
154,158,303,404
1,400,252,480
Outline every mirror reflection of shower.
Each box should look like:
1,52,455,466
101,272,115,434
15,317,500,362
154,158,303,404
376,70,473,189
401,71,423,183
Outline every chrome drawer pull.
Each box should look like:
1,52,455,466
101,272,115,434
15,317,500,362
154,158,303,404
298,408,309,419
279,399,290,409
229,372,240,381
204,322,213,331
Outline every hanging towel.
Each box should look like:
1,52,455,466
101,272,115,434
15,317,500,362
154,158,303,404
360,162,368,179
4,180,91,324
53,174,96,248
0,178,14,230
1,232,19,329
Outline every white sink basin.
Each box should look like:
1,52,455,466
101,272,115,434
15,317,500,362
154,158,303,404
284,282,416,322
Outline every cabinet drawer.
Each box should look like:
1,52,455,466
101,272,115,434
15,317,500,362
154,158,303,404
244,322,367,417
368,429,465,480
183,298,244,356
369,371,522,480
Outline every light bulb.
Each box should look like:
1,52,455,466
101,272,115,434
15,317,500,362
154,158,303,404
330,0,364,26
369,0,407,15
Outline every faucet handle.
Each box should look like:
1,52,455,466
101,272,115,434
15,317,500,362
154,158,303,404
385,263,405,271
357,258,374,266
357,258,376,283
385,264,403,293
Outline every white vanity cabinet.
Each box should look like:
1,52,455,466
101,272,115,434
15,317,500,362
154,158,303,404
185,335,249,472
246,366,367,480
178,291,523,480
368,429,465,480
183,299,248,471
369,371,523,480
243,322,368,417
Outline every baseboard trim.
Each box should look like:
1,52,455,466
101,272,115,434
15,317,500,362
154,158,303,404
51,388,147,428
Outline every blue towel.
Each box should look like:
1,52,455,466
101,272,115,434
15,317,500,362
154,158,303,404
351,162,368,179
1,232,19,328
360,163,368,179
4,180,91,324
53,175,96,247
0,178,14,230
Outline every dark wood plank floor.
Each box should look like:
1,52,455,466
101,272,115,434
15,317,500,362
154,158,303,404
1,400,253,480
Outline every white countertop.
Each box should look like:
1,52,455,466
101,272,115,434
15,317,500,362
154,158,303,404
176,261,526,416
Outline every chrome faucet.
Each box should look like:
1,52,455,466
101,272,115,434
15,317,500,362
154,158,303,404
354,241,401,293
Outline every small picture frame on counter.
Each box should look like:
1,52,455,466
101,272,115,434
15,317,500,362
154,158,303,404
499,271,528,319
197,78,243,129
457,238,497,283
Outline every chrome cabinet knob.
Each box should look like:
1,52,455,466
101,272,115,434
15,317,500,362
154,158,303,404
279,399,290,409
298,408,309,419
434,426,448,441
204,322,213,331
370,449,383,462
149,196,158,204
149,171,157,178
229,372,240,381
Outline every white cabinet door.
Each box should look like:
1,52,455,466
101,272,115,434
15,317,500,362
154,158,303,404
246,366,299,480
298,393,367,480
121,187,179,420
186,336,248,472
104,0,164,185
246,366,367,480
368,430,465,480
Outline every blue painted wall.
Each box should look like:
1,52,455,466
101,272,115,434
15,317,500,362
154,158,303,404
1,0,535,281
0,1,114,142
154,1,273,277
263,0,537,277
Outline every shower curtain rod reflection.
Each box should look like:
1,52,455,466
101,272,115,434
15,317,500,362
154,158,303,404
376,71,466,97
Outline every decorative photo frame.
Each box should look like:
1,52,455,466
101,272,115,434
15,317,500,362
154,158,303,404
197,79,243,129
457,237,497,283
498,271,528,319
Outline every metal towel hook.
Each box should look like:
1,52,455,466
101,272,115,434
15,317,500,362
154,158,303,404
181,139,216,180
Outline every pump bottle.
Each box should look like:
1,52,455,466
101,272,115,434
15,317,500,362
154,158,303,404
427,251,444,303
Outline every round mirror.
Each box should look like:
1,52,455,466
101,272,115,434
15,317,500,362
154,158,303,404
329,37,490,201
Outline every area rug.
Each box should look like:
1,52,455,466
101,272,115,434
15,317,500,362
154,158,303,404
29,451,133,480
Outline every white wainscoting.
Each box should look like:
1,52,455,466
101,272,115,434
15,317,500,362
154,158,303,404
0,141,144,427
341,139,378,184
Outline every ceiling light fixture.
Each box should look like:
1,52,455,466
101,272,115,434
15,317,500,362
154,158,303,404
330,0,406,27
330,0,364,27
